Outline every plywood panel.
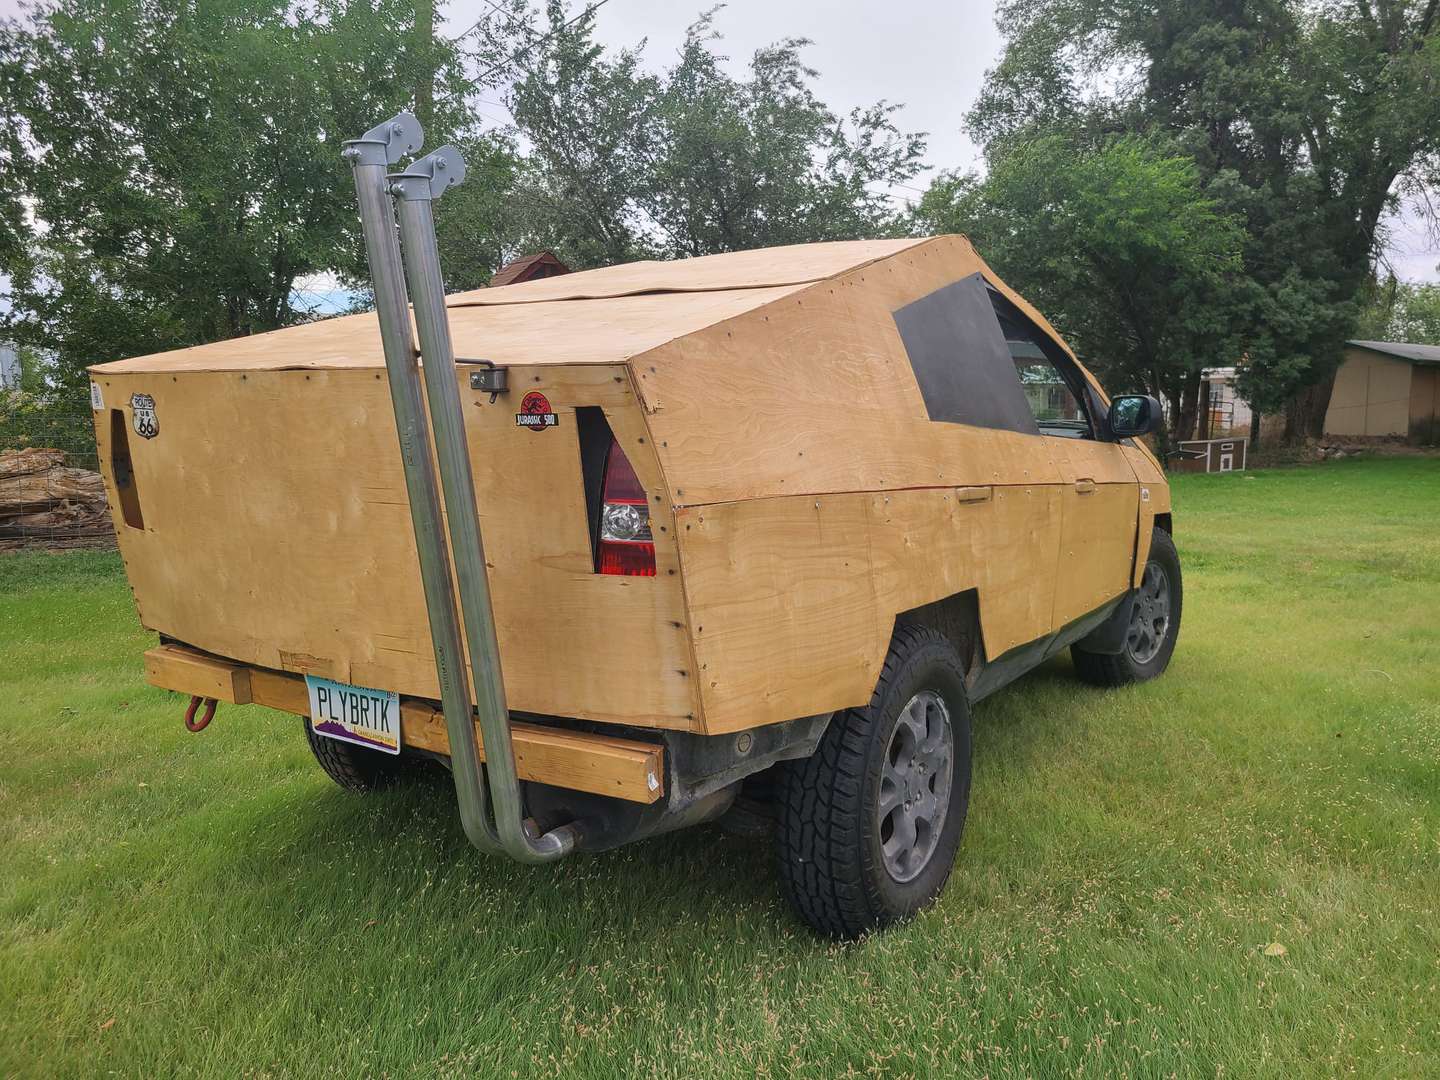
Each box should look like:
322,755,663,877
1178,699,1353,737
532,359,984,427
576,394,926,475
866,485,1064,659
674,496,881,734
1050,482,1139,627
1044,436,1139,621
94,363,698,730
1120,444,1167,587
676,484,1063,732
635,236,1093,507
92,288,806,375
639,293,1064,504
446,238,926,307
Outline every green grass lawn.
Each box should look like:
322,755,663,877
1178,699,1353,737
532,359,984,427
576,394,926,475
2,457,1438,1078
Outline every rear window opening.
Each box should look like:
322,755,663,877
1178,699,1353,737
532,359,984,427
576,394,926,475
108,408,145,530
576,407,655,576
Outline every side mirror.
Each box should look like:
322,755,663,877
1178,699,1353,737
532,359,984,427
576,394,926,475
1107,394,1162,439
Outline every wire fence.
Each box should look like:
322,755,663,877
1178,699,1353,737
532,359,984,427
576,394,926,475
0,403,115,552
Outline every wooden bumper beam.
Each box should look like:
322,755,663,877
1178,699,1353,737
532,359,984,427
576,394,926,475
144,645,664,804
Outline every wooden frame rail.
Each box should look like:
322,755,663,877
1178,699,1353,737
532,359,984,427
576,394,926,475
144,645,664,804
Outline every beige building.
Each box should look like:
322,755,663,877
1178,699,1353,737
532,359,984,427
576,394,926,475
1324,340,1440,444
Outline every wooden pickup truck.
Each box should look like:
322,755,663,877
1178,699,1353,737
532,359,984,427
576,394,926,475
92,141,1179,937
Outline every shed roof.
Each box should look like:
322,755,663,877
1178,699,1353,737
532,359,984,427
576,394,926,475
1346,340,1440,366
92,238,926,374
487,250,569,287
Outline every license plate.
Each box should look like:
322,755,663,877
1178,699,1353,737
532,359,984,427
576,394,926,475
305,676,401,755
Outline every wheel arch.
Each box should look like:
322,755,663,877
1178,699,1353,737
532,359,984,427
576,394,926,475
893,588,984,687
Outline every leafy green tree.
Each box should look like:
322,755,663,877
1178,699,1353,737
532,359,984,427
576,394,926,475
1356,276,1440,344
431,134,549,292
0,0,509,406
502,5,926,266
968,0,1440,440
915,135,1250,452
503,3,662,267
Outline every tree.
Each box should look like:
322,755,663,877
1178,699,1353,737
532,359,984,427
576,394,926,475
915,135,1250,452
968,0,1440,440
0,0,511,406
1356,276,1440,344
500,4,926,266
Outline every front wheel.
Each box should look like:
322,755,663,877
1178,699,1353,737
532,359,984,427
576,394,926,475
1072,526,1183,686
775,625,973,938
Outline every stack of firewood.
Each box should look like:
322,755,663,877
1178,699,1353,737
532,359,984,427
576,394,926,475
0,447,114,549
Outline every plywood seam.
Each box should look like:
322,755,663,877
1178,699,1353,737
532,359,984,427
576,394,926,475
621,361,709,732
447,280,829,309
447,239,932,311
669,477,1129,512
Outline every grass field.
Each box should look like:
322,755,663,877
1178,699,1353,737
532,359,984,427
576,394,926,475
2,457,1438,1078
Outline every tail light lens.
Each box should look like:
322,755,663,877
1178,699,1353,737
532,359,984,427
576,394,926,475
599,438,656,576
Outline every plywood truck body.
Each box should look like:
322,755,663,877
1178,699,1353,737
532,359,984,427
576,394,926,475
93,236,1179,932
92,235,1167,734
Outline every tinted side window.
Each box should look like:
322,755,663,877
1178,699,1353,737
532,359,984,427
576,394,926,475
892,273,1040,436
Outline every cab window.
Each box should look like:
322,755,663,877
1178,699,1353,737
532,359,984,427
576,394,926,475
990,296,1095,440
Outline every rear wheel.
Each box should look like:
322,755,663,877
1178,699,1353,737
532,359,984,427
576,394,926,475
775,625,973,938
1072,526,1182,687
303,717,408,793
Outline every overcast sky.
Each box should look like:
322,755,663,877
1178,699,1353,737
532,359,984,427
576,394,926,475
453,0,1001,204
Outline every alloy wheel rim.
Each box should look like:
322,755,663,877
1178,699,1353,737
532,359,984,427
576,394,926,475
877,690,954,883
1126,561,1171,665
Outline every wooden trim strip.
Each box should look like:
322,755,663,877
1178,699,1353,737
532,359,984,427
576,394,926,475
144,646,664,804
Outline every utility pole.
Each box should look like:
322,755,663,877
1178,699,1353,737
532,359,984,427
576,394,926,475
413,0,435,133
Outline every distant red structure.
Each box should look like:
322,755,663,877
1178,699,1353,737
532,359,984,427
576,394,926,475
488,251,570,287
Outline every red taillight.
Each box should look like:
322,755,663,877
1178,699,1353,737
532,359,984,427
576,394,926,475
599,438,656,576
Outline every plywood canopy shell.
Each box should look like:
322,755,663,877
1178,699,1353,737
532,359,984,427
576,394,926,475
92,236,1165,739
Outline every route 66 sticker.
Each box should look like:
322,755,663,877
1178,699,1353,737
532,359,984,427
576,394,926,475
130,393,158,439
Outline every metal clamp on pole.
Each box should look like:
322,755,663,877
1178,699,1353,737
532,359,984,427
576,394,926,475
390,146,578,864
341,114,509,860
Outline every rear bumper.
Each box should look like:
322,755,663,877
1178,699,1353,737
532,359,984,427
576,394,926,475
144,644,665,805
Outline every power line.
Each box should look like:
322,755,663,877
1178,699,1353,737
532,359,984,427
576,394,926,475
468,0,613,87
450,0,539,45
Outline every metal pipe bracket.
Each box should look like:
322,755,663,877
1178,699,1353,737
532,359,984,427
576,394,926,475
340,112,424,169
390,146,467,202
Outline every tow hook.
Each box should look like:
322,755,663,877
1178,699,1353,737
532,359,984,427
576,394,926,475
184,695,218,732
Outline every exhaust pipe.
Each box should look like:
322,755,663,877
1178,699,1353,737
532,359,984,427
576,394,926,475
342,114,576,864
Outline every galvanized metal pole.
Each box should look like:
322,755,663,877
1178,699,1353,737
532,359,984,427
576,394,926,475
390,148,577,863
340,115,503,856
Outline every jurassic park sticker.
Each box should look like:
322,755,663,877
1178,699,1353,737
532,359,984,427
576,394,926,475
516,390,558,432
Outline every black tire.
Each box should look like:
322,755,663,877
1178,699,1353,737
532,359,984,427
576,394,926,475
303,717,408,793
1072,526,1183,687
775,624,973,938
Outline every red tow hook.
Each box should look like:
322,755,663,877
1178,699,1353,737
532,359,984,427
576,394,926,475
184,695,218,732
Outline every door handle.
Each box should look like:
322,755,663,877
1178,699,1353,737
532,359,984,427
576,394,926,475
1074,479,1097,495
